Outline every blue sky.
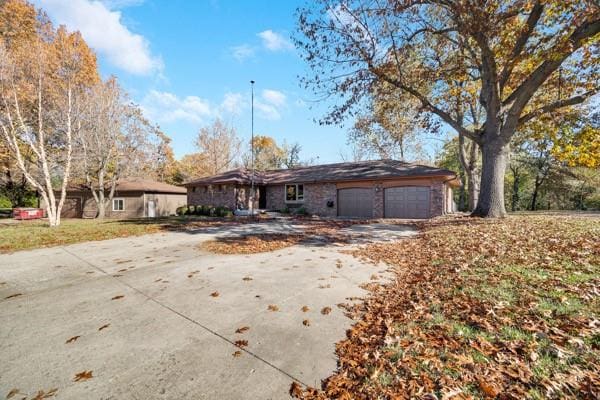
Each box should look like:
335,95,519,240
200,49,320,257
34,0,362,163
35,0,448,163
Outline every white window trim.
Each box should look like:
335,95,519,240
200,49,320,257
284,184,304,204
112,197,125,212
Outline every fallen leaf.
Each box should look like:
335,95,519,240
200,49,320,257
73,370,93,382
6,388,19,399
321,307,332,315
31,388,58,400
65,335,80,344
210,291,219,297
111,295,124,300
98,324,110,331
301,306,310,312
290,382,303,397
232,350,242,357
234,340,248,348
268,304,279,312
478,380,500,397
303,319,311,326
235,326,250,334
242,276,253,281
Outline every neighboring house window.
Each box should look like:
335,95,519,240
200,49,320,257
112,198,124,211
285,184,304,202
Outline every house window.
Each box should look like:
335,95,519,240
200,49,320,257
285,184,304,202
112,198,124,211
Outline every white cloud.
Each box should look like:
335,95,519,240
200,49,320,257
141,90,212,124
220,92,246,115
36,0,162,75
261,89,286,107
253,89,287,120
254,102,281,121
231,44,256,61
257,30,293,51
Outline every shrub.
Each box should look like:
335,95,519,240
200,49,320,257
584,194,600,210
281,206,290,214
195,205,203,215
187,205,196,215
209,207,217,217
295,207,308,216
0,195,12,209
176,206,186,216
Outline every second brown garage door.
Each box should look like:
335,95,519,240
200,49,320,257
384,186,430,219
338,188,373,218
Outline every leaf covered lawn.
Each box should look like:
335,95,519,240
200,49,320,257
293,215,599,400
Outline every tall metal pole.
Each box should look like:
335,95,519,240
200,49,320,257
250,80,255,214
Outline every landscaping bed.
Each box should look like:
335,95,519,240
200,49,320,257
292,215,600,399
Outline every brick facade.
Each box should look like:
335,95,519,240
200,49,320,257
187,184,259,210
429,182,445,217
190,180,451,218
304,183,337,217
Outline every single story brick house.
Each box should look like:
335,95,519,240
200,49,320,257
44,179,187,218
184,159,459,219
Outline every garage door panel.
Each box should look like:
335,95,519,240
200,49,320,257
384,186,430,219
338,188,373,218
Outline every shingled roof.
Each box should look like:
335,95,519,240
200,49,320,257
184,159,457,186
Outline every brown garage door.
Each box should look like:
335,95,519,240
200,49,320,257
61,197,82,218
384,186,430,219
338,188,373,218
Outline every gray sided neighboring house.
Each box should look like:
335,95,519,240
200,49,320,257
44,179,187,218
184,159,460,219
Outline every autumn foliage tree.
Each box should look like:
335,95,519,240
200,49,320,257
296,0,599,217
0,0,99,226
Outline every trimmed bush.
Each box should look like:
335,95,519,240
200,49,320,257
176,206,186,216
295,207,308,216
0,195,12,209
187,205,196,215
195,205,203,216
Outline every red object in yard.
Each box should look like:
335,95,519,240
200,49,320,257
13,208,44,220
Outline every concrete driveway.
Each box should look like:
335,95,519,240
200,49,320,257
0,221,416,400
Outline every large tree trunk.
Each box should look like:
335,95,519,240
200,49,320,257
472,139,509,218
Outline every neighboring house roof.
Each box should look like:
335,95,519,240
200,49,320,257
67,179,186,194
184,159,458,186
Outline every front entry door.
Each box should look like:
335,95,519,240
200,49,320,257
148,200,156,218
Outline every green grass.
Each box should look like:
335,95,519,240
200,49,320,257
0,219,167,253
0,216,237,253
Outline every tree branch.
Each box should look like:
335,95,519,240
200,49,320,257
518,89,598,125
503,18,600,108
498,1,544,91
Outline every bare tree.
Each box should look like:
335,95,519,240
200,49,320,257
76,79,162,218
196,118,241,175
